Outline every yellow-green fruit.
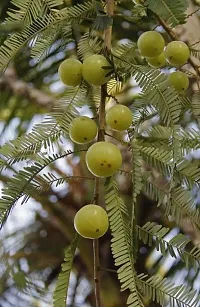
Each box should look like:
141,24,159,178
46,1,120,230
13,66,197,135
82,54,112,86
106,104,133,131
137,31,165,58
74,204,109,239
146,52,166,68
69,116,97,144
58,58,82,86
86,142,122,177
168,71,189,93
165,41,190,67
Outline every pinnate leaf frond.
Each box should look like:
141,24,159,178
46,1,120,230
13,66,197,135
191,90,200,119
129,139,143,256
115,60,182,126
143,178,200,230
0,150,77,228
137,222,200,270
105,179,144,307
145,0,188,27
77,32,102,60
53,235,78,307
0,87,85,169
137,273,200,307
0,1,95,71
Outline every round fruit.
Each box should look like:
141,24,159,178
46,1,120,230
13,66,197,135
58,58,82,86
146,52,166,68
82,54,112,86
74,204,109,239
168,71,189,93
165,41,190,67
69,116,97,144
106,104,132,131
137,31,165,58
86,142,122,177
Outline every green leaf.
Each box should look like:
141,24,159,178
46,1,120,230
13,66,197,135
191,90,200,118
137,222,200,270
112,42,138,65
77,32,102,60
31,25,72,61
0,1,95,71
137,273,200,306
129,139,143,258
6,0,47,25
145,0,188,27
13,271,27,289
33,173,94,194
53,235,78,307
105,180,144,307
92,15,112,31
0,150,79,228
143,178,200,230
114,60,182,126
0,87,85,170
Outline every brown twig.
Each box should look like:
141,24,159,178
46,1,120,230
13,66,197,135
92,1,114,307
93,238,101,307
186,8,200,18
0,67,57,109
189,39,200,47
99,267,117,274
155,14,200,77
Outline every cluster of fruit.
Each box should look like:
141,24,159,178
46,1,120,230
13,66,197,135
58,56,134,239
137,31,190,94
58,30,191,240
68,105,132,239
58,54,111,87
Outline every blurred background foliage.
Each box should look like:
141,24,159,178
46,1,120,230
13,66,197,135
0,0,200,306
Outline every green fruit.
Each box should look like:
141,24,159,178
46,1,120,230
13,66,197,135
137,31,165,58
146,52,166,68
86,142,122,177
69,116,97,144
58,58,82,86
165,41,190,67
106,104,132,131
74,204,109,239
168,71,189,93
82,54,112,86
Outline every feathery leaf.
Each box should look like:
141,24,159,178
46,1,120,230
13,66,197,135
0,150,79,228
137,222,200,270
105,180,144,306
53,235,78,307
137,273,200,307
145,0,188,27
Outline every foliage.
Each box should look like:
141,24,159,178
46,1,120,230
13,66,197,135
137,273,200,307
145,0,188,27
137,222,200,270
53,234,78,307
105,179,144,306
0,0,200,306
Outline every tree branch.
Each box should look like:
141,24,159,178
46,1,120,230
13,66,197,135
93,1,114,307
0,67,57,109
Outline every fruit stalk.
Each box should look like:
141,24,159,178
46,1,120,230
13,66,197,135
93,1,114,307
